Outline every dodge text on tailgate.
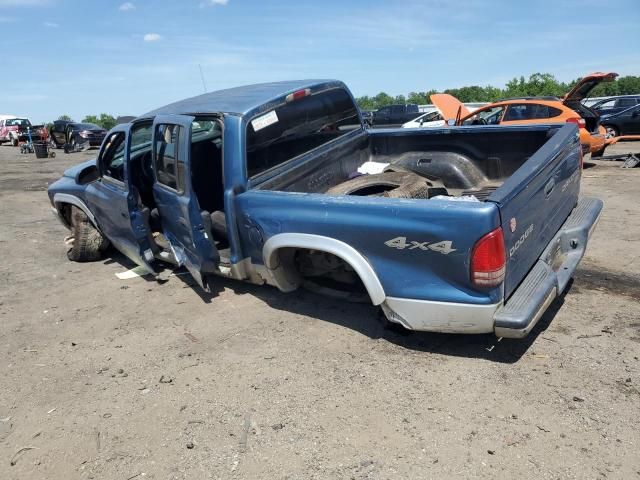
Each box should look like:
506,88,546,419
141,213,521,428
47,80,603,338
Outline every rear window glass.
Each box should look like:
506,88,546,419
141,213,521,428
617,98,637,107
6,118,30,126
246,88,360,178
503,103,562,121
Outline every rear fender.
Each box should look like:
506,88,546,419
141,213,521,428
263,233,386,305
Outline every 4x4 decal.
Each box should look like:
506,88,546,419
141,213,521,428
384,237,456,255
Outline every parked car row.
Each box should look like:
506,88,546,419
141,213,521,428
396,72,636,157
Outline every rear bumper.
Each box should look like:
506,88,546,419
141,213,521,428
381,197,603,337
494,197,603,338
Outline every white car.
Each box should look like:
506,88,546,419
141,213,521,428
402,103,488,128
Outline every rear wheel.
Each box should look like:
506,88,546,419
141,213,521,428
11,135,18,147
66,206,109,262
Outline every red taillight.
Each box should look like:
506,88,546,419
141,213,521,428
566,117,586,129
286,88,311,103
471,227,506,288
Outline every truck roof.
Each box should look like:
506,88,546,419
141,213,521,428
142,79,337,119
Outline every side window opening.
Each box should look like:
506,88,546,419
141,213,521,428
190,119,224,214
154,124,183,192
100,132,126,182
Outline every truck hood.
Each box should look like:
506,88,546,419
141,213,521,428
63,158,97,179
563,72,618,103
430,94,471,122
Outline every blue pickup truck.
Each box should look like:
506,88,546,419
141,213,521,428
47,80,603,338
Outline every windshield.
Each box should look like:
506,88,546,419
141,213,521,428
6,118,31,126
75,123,101,130
462,106,505,125
416,111,442,122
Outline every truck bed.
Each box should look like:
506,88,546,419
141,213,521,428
255,125,560,200
248,123,581,303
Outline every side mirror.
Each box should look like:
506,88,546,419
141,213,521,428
446,119,456,126
419,119,424,126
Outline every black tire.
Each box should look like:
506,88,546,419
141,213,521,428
326,172,433,199
66,206,109,262
11,136,18,147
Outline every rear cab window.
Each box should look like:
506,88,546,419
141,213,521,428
246,87,361,179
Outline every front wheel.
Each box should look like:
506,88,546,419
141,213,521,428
604,125,618,139
66,206,109,262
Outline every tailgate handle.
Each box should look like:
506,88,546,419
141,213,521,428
544,179,555,197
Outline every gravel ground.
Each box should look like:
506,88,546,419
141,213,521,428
0,141,639,479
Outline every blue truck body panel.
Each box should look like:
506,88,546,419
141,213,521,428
47,79,602,337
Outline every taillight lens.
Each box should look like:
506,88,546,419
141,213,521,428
471,227,506,287
566,117,586,129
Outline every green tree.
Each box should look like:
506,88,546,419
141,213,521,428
82,114,99,125
612,75,640,95
57,114,73,121
98,113,117,130
354,72,640,112
82,113,117,130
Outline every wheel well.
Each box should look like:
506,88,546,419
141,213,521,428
264,235,386,306
274,247,371,300
56,202,73,228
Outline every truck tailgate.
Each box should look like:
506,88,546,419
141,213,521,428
487,124,582,299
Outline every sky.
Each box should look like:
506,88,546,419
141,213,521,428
1,0,639,123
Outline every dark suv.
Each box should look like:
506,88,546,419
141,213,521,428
49,121,107,149
370,104,420,127
590,96,640,117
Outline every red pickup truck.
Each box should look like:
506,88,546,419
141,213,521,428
0,117,45,146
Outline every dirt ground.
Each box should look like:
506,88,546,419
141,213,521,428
1,140,639,480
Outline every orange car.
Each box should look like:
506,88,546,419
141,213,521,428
432,72,618,156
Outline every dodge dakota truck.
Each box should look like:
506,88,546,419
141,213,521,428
47,80,603,338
